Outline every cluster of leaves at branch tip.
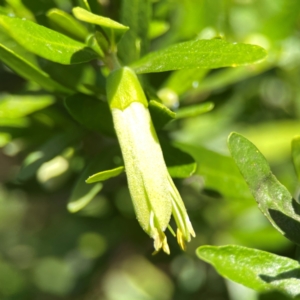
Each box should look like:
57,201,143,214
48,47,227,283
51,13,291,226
106,67,195,254
0,0,270,258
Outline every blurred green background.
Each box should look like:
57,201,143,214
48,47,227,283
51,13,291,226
1,0,300,299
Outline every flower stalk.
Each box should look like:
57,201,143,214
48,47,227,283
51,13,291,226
106,67,195,253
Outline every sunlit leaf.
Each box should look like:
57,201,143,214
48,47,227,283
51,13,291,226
0,31,72,93
130,39,267,74
0,15,98,64
197,245,300,298
72,7,128,45
228,132,300,245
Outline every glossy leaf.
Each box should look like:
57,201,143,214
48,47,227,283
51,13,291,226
0,15,98,64
0,94,54,118
86,166,124,183
160,140,196,178
0,31,72,93
292,136,300,181
118,0,151,63
176,102,214,119
47,8,89,42
197,245,300,298
64,93,114,136
228,132,300,245
130,39,267,74
148,100,176,129
176,143,253,200
72,7,129,45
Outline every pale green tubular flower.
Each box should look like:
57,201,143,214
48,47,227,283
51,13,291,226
106,67,195,254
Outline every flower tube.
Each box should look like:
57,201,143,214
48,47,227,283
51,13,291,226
106,67,195,253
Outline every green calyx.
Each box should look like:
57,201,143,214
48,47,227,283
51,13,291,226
106,67,148,110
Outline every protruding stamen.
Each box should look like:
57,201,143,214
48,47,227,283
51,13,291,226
177,229,186,251
150,211,170,254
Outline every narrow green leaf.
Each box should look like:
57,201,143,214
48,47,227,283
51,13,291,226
72,7,129,45
64,93,114,136
148,100,176,129
228,132,300,245
47,8,89,42
68,148,120,213
130,39,267,74
118,0,151,64
176,102,214,119
0,31,72,93
86,166,124,183
0,94,54,118
160,140,196,178
292,136,300,181
0,15,98,64
197,245,300,298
